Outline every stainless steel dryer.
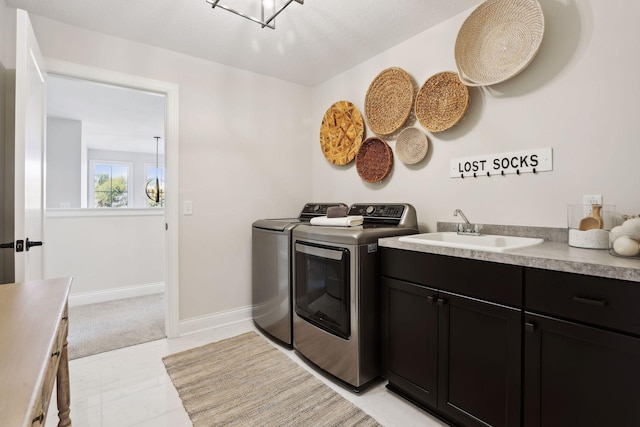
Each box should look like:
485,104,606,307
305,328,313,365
292,203,418,389
252,203,347,347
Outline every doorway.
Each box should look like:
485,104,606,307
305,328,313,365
46,59,180,339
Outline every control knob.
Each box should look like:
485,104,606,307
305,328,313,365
366,205,375,215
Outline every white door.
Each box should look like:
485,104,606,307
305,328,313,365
14,9,46,283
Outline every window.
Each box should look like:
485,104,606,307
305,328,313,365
91,162,130,208
145,164,165,208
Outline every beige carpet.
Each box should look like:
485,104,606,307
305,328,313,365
68,293,165,360
162,332,383,427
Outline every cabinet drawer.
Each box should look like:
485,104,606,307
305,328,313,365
41,310,67,418
525,268,640,336
381,247,435,285
381,248,522,307
524,312,640,426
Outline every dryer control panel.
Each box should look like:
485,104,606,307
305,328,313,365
348,204,417,228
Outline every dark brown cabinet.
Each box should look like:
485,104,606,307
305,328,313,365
383,277,438,407
382,247,640,427
524,268,640,427
382,248,522,427
438,291,521,427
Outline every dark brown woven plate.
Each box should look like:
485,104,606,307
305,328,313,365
356,137,393,183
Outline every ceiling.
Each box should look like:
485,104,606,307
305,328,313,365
7,0,483,86
47,75,166,154
15,0,484,153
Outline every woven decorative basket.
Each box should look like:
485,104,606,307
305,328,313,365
454,0,544,86
356,137,393,183
396,127,429,165
415,71,469,132
364,67,415,135
319,100,365,165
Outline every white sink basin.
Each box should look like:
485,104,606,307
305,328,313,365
398,232,544,253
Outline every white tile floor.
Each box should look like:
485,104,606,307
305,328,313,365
46,320,449,427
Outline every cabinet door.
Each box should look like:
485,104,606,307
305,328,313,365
438,292,522,427
382,277,438,407
524,312,640,427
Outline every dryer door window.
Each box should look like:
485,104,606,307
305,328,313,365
294,241,350,339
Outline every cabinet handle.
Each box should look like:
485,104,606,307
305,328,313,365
572,295,607,307
427,295,436,304
437,298,446,307
32,413,44,424
524,322,536,333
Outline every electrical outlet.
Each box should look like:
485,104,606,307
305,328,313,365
583,194,603,215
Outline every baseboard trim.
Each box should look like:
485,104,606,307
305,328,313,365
179,305,252,336
69,282,165,307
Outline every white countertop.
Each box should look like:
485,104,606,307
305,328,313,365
379,237,640,283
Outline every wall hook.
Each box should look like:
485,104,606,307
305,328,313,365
501,170,504,176
516,169,520,175
473,172,477,178
461,174,464,179
487,171,491,177
533,168,537,174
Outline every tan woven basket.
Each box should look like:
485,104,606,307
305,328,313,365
356,137,393,183
415,71,469,132
364,67,415,135
396,127,429,165
454,0,544,86
319,100,365,165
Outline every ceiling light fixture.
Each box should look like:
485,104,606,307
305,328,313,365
146,136,164,205
205,0,303,29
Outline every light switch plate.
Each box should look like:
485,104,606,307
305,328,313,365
183,200,193,215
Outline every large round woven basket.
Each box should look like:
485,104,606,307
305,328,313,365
356,137,393,183
319,100,365,165
396,127,429,165
415,71,469,132
364,67,415,135
454,0,544,86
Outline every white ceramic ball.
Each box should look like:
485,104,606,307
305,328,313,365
621,218,640,235
610,225,625,243
613,235,640,257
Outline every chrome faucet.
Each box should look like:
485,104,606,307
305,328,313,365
453,209,481,235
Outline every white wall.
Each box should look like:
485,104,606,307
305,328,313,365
27,14,312,321
47,117,82,208
45,211,165,296
311,0,640,232
47,117,167,209
25,0,640,325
